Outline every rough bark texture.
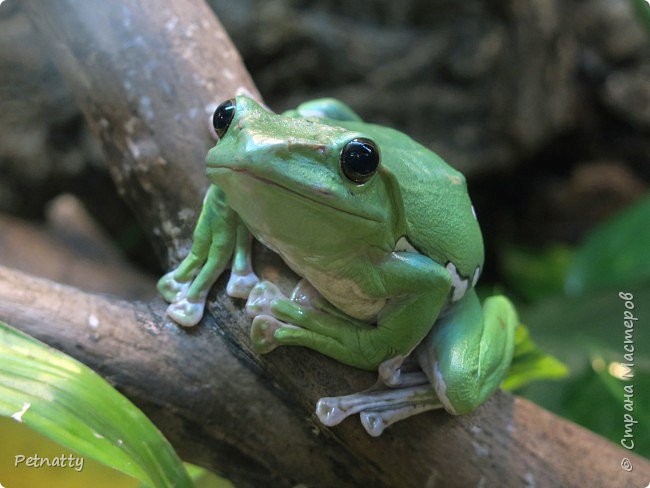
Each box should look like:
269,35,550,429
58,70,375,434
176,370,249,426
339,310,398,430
0,0,645,486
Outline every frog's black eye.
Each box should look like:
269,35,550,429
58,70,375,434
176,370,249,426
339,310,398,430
212,99,236,140
340,138,380,185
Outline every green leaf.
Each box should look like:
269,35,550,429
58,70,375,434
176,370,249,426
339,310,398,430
566,195,650,295
0,321,193,488
184,463,234,488
502,324,569,392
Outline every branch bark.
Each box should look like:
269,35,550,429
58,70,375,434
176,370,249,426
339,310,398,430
7,0,648,486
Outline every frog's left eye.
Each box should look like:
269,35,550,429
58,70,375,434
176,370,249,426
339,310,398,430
212,99,236,140
340,138,380,185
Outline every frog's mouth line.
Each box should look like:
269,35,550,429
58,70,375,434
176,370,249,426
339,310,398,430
208,164,382,223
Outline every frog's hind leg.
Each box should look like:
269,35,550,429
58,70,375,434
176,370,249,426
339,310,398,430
316,354,440,436
417,289,517,415
343,291,517,436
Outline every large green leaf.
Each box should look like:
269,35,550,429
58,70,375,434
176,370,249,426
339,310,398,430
0,321,193,488
566,195,650,295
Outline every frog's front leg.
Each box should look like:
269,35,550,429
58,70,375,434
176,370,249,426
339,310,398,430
247,253,451,370
226,224,259,298
157,184,258,327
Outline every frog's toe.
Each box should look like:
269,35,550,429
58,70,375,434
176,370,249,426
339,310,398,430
315,397,349,427
360,411,387,437
245,281,287,318
166,297,205,327
157,271,191,303
250,315,287,353
378,355,406,387
226,270,260,299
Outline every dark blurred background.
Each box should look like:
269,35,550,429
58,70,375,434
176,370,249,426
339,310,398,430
0,0,648,462
1,0,648,275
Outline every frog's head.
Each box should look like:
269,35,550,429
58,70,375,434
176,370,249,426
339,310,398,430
205,96,395,237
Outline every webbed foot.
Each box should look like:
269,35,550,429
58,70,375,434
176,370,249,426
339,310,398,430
245,280,287,317
157,271,192,303
227,270,260,299
166,296,207,328
315,383,442,436
359,402,439,437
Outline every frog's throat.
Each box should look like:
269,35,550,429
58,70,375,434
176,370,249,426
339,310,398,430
210,165,383,223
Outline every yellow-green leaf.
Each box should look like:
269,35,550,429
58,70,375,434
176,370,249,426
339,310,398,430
502,324,569,391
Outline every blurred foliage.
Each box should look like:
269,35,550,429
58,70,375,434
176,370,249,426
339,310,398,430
631,0,650,32
0,321,193,487
566,195,650,295
500,244,573,302
502,194,650,458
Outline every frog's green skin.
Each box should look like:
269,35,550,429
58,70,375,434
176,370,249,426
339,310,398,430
158,95,517,434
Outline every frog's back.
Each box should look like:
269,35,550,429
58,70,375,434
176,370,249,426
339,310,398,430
338,121,484,283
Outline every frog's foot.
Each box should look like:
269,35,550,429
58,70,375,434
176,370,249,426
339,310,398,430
378,355,405,387
245,281,288,318
226,269,260,299
315,384,440,430
360,401,440,437
246,280,378,368
246,281,301,354
250,315,303,354
157,270,192,303
166,294,207,328
378,355,427,388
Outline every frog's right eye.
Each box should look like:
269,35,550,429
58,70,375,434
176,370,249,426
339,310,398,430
340,138,380,185
212,99,236,140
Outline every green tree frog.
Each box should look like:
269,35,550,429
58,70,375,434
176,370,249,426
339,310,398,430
157,95,518,436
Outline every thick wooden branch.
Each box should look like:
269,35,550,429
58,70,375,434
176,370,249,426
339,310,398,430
13,0,650,486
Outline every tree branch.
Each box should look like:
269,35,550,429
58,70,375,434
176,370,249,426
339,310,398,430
9,0,648,486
